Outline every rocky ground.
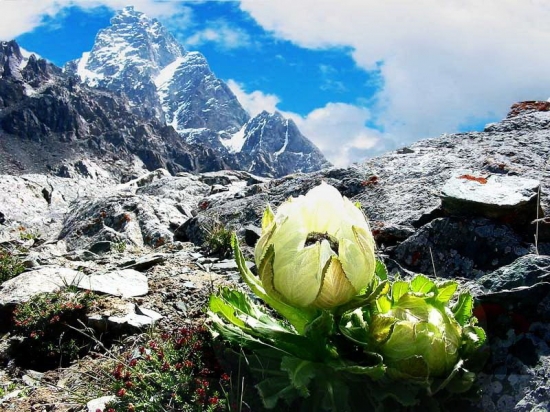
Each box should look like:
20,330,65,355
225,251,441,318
0,239,242,411
1,105,550,411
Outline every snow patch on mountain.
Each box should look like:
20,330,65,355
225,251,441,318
19,47,41,69
76,52,104,86
154,57,184,89
274,119,289,157
221,125,247,153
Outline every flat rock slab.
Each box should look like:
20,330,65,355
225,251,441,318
441,172,541,225
0,266,85,307
88,302,162,332
120,254,166,271
77,269,148,297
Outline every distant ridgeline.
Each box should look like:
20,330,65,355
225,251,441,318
0,7,330,179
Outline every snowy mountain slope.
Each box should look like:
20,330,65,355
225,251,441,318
0,40,228,177
154,52,249,133
67,6,184,121
66,6,330,177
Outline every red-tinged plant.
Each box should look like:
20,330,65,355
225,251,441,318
0,247,25,284
12,290,98,370
106,327,229,412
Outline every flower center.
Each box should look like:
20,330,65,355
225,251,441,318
305,232,339,253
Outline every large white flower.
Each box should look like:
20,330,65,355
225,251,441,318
255,182,376,309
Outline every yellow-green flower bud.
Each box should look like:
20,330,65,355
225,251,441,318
255,182,376,309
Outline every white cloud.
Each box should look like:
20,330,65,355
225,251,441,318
0,0,181,40
227,79,280,117
239,0,550,145
228,80,381,166
185,20,252,51
292,103,382,167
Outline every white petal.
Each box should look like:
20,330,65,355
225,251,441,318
273,243,326,307
343,197,370,230
339,237,373,291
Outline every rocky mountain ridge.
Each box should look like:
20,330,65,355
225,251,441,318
0,40,235,179
66,6,330,177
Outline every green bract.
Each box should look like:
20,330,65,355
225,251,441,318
342,274,486,385
255,182,376,309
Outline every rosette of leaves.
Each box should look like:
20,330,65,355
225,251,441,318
208,183,486,410
339,274,487,408
210,240,487,410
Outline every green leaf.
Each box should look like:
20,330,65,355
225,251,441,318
303,310,335,341
443,368,476,394
209,288,326,360
256,376,299,409
262,204,275,230
452,293,474,326
217,287,268,321
334,280,389,316
208,312,261,348
339,309,372,347
336,353,386,381
319,378,351,412
280,356,318,397
232,233,265,296
430,359,464,395
376,295,392,313
461,325,487,356
208,294,246,330
392,281,410,303
435,281,458,304
335,352,386,381
410,274,436,295
370,378,423,407
386,356,430,385
370,315,397,344
391,294,430,321
375,259,388,281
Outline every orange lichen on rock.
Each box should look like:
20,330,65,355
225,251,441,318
458,174,488,184
361,175,379,187
507,101,550,118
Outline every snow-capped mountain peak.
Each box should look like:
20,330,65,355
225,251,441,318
153,51,249,133
67,6,186,120
86,6,184,75
64,7,330,177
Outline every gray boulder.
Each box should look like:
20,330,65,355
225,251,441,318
0,266,85,307
441,172,541,227
394,217,531,279
478,254,550,292
57,171,215,251
0,166,116,243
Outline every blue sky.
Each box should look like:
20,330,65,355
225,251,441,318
16,3,381,117
3,1,550,166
